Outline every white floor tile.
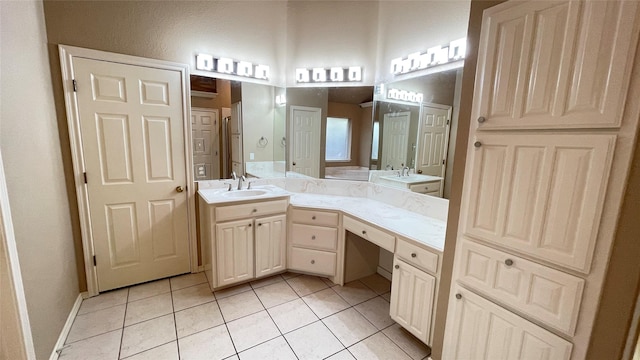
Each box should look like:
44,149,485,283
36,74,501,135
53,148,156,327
217,290,264,322
178,324,236,360
128,279,171,302
325,349,356,360
254,281,298,308
285,321,344,360
354,296,394,330
122,341,178,360
59,329,122,360
268,298,318,334
175,301,224,338
169,272,207,291
238,336,297,360
332,281,377,306
120,314,176,358
381,292,391,302
382,324,431,360
125,292,173,326
214,283,252,300
172,283,215,311
349,332,412,360
250,274,284,289
359,273,391,295
77,288,128,315
65,304,125,344
323,308,377,347
286,275,328,296
302,288,350,319
281,271,301,280
226,310,280,352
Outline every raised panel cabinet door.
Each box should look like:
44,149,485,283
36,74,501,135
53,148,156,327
443,286,573,360
473,0,640,129
463,133,615,273
216,219,254,287
390,258,436,345
255,214,286,278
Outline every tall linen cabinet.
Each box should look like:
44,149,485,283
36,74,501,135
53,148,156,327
443,1,640,359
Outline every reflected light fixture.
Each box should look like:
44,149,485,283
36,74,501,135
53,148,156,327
296,68,310,82
387,88,424,104
312,68,327,82
330,67,344,82
391,37,467,76
348,66,362,81
255,64,270,80
237,61,253,77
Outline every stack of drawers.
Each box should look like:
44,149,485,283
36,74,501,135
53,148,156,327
288,208,339,277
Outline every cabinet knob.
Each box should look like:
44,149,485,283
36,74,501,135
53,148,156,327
312,215,316,220
455,293,462,300
425,187,429,190
394,264,399,269
474,141,482,148
311,235,316,240
248,223,252,227
411,253,417,258
252,209,257,213
310,260,315,264
362,230,367,235
258,223,262,227
293,162,296,166
477,116,486,123
505,259,514,266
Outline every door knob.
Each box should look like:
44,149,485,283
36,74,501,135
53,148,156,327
293,162,296,166
455,293,462,300
394,264,399,269
176,186,184,193
474,141,482,148
477,116,486,123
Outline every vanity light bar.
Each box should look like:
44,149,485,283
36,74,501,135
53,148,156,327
295,66,362,83
388,88,424,103
390,37,466,75
195,53,270,80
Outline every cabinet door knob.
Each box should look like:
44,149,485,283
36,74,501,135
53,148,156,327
310,260,315,264
258,223,262,227
292,162,296,166
477,116,486,123
505,259,514,266
311,235,316,240
455,293,462,300
425,187,429,190
248,223,252,227
252,209,257,213
411,253,417,258
474,141,482,148
312,215,316,220
394,264,399,269
362,230,367,235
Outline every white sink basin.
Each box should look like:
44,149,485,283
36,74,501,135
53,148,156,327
222,189,268,198
380,174,442,184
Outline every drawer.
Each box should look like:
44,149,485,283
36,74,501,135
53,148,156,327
343,216,395,253
396,238,438,274
291,224,338,251
291,208,339,227
215,199,288,222
409,181,441,194
457,238,584,335
289,247,336,276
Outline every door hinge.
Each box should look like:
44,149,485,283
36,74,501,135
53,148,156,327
447,119,450,125
83,172,87,184
72,79,77,92
93,255,96,266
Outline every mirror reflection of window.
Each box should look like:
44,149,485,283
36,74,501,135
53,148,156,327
371,121,380,161
326,117,351,161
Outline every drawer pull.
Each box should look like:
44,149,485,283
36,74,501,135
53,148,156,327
505,259,514,266
477,116,486,123
362,230,367,235
311,260,315,264
311,235,316,240
312,215,316,220
455,293,462,300
411,253,417,258
394,264,399,269
425,187,429,190
252,209,257,213
474,141,482,148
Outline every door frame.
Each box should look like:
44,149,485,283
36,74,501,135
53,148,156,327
59,45,196,296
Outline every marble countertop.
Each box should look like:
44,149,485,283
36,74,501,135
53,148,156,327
289,193,446,252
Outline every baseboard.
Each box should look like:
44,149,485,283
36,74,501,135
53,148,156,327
49,292,84,360
377,266,392,281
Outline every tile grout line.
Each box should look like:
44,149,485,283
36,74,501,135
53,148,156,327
169,278,181,360
117,288,130,360
216,293,241,357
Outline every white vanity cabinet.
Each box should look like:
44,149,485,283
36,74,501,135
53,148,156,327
390,238,440,345
288,208,341,279
202,197,288,289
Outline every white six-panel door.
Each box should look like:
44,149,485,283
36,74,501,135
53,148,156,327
416,105,450,177
191,109,220,180
290,106,321,178
380,112,410,170
73,57,190,291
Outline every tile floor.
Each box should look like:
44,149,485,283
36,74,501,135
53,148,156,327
58,272,431,360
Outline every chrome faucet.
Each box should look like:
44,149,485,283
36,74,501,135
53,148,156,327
401,166,410,176
237,175,246,190
230,171,237,180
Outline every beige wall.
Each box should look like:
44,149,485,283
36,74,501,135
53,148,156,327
1,1,80,359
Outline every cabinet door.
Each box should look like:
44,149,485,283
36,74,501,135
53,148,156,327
463,133,615,273
216,219,254,287
443,286,572,360
390,258,436,345
255,214,286,278
473,1,640,129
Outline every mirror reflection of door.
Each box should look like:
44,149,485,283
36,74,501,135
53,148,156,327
381,112,411,170
290,105,321,177
192,108,220,180
230,101,244,176
416,104,451,177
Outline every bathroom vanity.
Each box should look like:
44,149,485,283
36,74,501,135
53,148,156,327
198,179,447,346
